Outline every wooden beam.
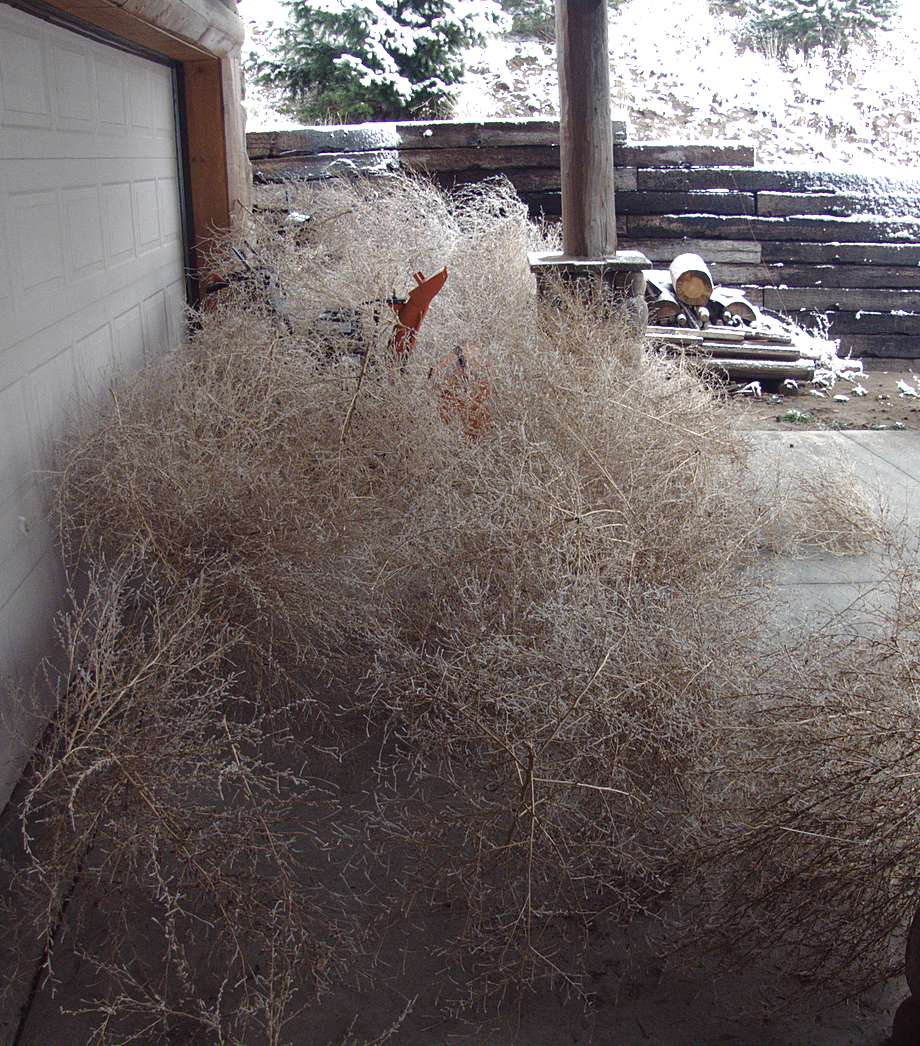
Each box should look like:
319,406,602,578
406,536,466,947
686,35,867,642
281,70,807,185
183,57,232,295
759,241,920,266
617,142,755,168
37,0,244,59
628,238,763,264
712,263,920,290
815,312,920,336
615,190,756,216
763,287,920,312
220,49,252,229
400,145,560,173
556,0,616,257
626,213,920,243
832,336,920,359
758,191,920,219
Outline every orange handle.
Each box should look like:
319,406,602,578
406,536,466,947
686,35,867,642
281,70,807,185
390,267,448,357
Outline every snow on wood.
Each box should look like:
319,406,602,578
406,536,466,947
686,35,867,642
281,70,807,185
644,249,863,388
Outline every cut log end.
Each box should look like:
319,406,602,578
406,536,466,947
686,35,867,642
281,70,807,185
669,252,714,307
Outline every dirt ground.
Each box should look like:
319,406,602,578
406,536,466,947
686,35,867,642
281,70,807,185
729,364,920,432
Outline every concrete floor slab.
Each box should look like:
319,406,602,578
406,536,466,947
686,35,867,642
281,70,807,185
748,432,920,623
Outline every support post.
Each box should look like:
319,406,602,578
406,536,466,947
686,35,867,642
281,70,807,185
528,0,650,346
557,0,616,258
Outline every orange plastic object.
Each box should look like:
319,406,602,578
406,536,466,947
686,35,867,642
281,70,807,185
431,345,490,441
390,267,448,358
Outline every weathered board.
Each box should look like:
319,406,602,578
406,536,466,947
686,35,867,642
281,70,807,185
712,263,920,290
433,166,638,192
252,151,399,180
763,287,920,312
760,241,920,266
626,214,920,243
614,190,756,216
689,356,816,382
400,145,560,172
395,117,628,149
247,119,630,158
638,166,920,195
832,335,920,360
247,125,402,158
615,142,756,168
757,191,920,220
629,238,763,265
812,311,920,336
695,342,802,361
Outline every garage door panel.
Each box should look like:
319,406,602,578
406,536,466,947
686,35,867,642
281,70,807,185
0,493,55,611
52,39,95,129
0,483,48,586
96,53,127,132
113,303,145,373
0,12,51,129
75,323,117,402
1,13,174,148
10,187,66,294
128,61,154,133
167,276,187,351
153,67,176,136
62,183,105,279
134,177,162,253
102,180,136,264
158,175,182,244
0,547,64,698
0,250,184,357
24,343,79,452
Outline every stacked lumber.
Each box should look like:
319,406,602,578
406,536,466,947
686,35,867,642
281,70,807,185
248,118,629,194
645,252,814,385
247,124,753,207
622,167,920,364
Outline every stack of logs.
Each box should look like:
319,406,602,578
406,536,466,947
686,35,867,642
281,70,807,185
645,253,816,386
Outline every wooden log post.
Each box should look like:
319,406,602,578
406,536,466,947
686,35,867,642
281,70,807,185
528,0,650,349
557,0,616,258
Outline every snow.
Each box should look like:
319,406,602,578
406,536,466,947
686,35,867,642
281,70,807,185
451,0,920,169
788,318,864,389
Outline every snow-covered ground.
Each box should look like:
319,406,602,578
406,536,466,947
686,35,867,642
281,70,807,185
242,0,920,170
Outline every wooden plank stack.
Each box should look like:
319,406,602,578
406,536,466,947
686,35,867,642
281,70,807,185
247,121,920,365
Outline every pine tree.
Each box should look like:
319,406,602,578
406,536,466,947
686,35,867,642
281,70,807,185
254,0,509,123
745,0,898,56
500,0,555,40
498,0,627,40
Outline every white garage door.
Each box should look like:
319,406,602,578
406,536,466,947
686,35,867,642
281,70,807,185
0,3,187,800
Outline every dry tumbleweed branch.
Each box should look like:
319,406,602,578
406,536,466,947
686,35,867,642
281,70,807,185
5,174,915,1040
